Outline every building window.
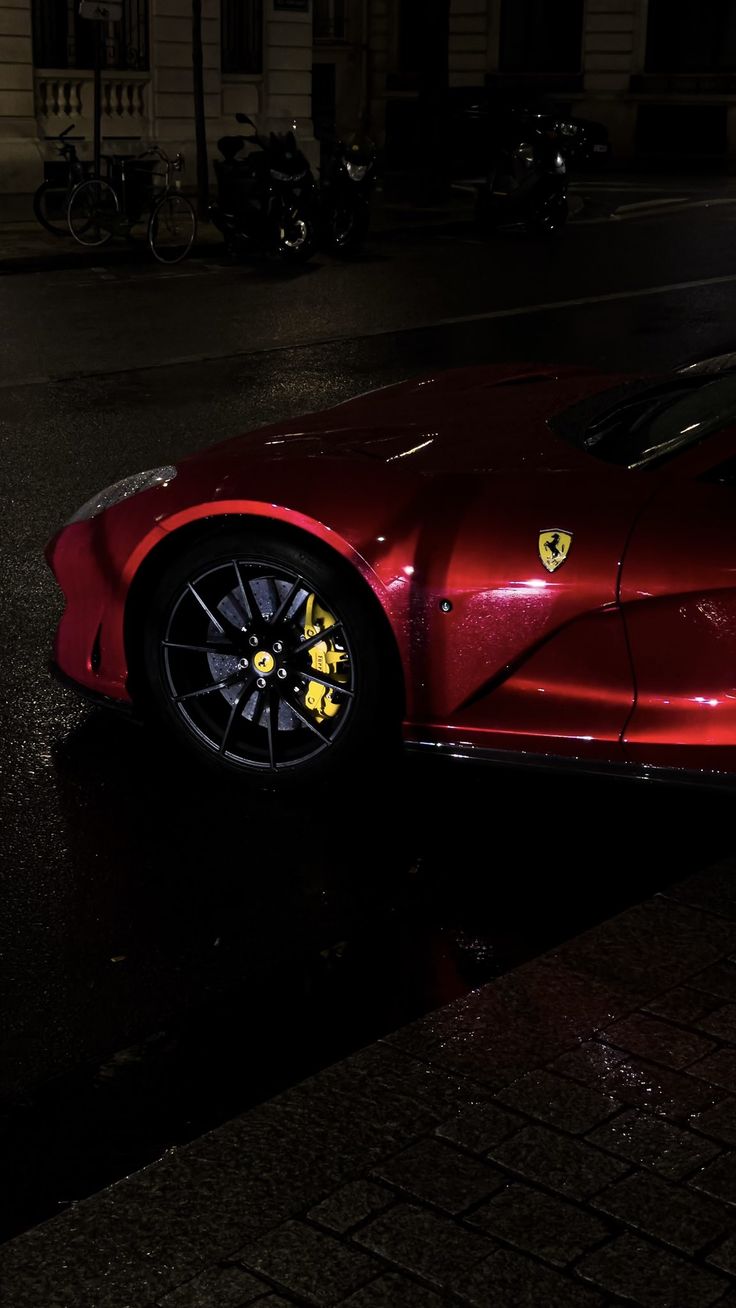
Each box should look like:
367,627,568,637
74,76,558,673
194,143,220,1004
397,0,423,73
500,0,583,73
314,0,344,42
32,0,149,69
646,0,736,72
222,0,263,74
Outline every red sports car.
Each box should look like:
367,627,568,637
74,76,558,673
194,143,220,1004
47,354,736,787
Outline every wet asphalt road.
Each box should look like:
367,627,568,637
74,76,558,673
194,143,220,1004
3,189,736,1240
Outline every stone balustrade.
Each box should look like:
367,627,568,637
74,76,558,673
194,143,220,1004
35,69,150,140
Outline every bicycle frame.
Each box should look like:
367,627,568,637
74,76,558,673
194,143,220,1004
100,146,182,233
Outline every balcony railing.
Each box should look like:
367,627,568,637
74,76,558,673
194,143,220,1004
35,69,150,140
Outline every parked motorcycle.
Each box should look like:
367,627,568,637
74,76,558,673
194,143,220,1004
210,114,317,263
447,88,610,181
319,138,376,254
476,111,568,236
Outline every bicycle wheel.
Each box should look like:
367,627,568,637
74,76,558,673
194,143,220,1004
33,181,72,237
148,193,197,264
67,179,118,247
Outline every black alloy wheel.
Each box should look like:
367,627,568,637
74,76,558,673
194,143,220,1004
141,531,394,784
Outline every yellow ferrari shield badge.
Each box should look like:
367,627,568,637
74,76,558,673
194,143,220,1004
538,529,573,573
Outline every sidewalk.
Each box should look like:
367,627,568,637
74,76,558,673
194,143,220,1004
3,859,736,1307
0,191,478,274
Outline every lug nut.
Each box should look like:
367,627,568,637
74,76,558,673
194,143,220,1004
277,667,287,680
273,641,284,654
256,677,267,689
248,634,259,647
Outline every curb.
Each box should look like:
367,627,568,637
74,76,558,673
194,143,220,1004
0,238,225,276
0,210,479,275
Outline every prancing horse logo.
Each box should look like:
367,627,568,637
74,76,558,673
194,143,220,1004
538,529,573,573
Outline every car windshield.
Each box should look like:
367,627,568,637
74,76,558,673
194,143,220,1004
550,372,736,468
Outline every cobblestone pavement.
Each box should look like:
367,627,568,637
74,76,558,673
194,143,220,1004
3,859,736,1307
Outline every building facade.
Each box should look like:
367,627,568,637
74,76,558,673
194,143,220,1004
1,0,736,219
0,0,316,219
361,0,736,171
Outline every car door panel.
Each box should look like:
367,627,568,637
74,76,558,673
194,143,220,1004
621,475,736,768
418,469,643,754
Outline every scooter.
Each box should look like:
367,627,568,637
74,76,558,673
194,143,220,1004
210,114,317,263
320,138,376,254
476,114,568,236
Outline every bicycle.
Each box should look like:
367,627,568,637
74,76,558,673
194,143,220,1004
34,124,93,237
67,146,197,264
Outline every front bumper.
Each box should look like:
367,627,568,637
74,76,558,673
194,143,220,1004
49,658,137,715
46,508,167,705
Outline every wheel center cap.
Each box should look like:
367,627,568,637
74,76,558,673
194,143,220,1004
253,650,275,675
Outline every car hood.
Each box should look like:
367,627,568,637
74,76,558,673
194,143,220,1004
179,363,630,482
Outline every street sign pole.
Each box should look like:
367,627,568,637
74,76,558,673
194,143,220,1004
78,0,123,176
93,21,101,175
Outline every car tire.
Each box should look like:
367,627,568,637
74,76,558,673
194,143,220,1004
140,528,398,788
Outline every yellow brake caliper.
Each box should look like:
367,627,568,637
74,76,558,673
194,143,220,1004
303,594,349,722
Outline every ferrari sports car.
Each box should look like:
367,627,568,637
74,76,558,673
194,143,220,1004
47,352,736,787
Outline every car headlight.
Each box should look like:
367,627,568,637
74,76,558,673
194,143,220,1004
346,161,368,181
67,466,177,525
556,120,578,137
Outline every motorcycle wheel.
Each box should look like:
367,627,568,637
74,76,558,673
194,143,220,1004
325,206,369,256
273,210,317,264
532,195,568,237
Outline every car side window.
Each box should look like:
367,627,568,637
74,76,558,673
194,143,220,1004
701,454,736,487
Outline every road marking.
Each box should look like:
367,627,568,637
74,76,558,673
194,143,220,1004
5,269,736,389
615,196,690,212
402,270,736,332
619,196,736,217
575,196,736,224
569,181,718,193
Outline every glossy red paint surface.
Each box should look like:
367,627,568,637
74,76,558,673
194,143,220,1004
46,362,736,781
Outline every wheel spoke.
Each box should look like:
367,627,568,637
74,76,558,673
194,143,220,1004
164,639,236,655
220,673,257,754
188,580,245,643
233,561,262,627
295,622,344,655
279,685,334,744
266,689,277,770
271,576,304,626
175,674,239,703
187,582,226,634
292,668,354,698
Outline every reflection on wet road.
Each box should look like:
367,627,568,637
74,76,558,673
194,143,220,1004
2,699,733,1242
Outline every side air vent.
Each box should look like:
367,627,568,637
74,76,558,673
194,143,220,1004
90,624,102,673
